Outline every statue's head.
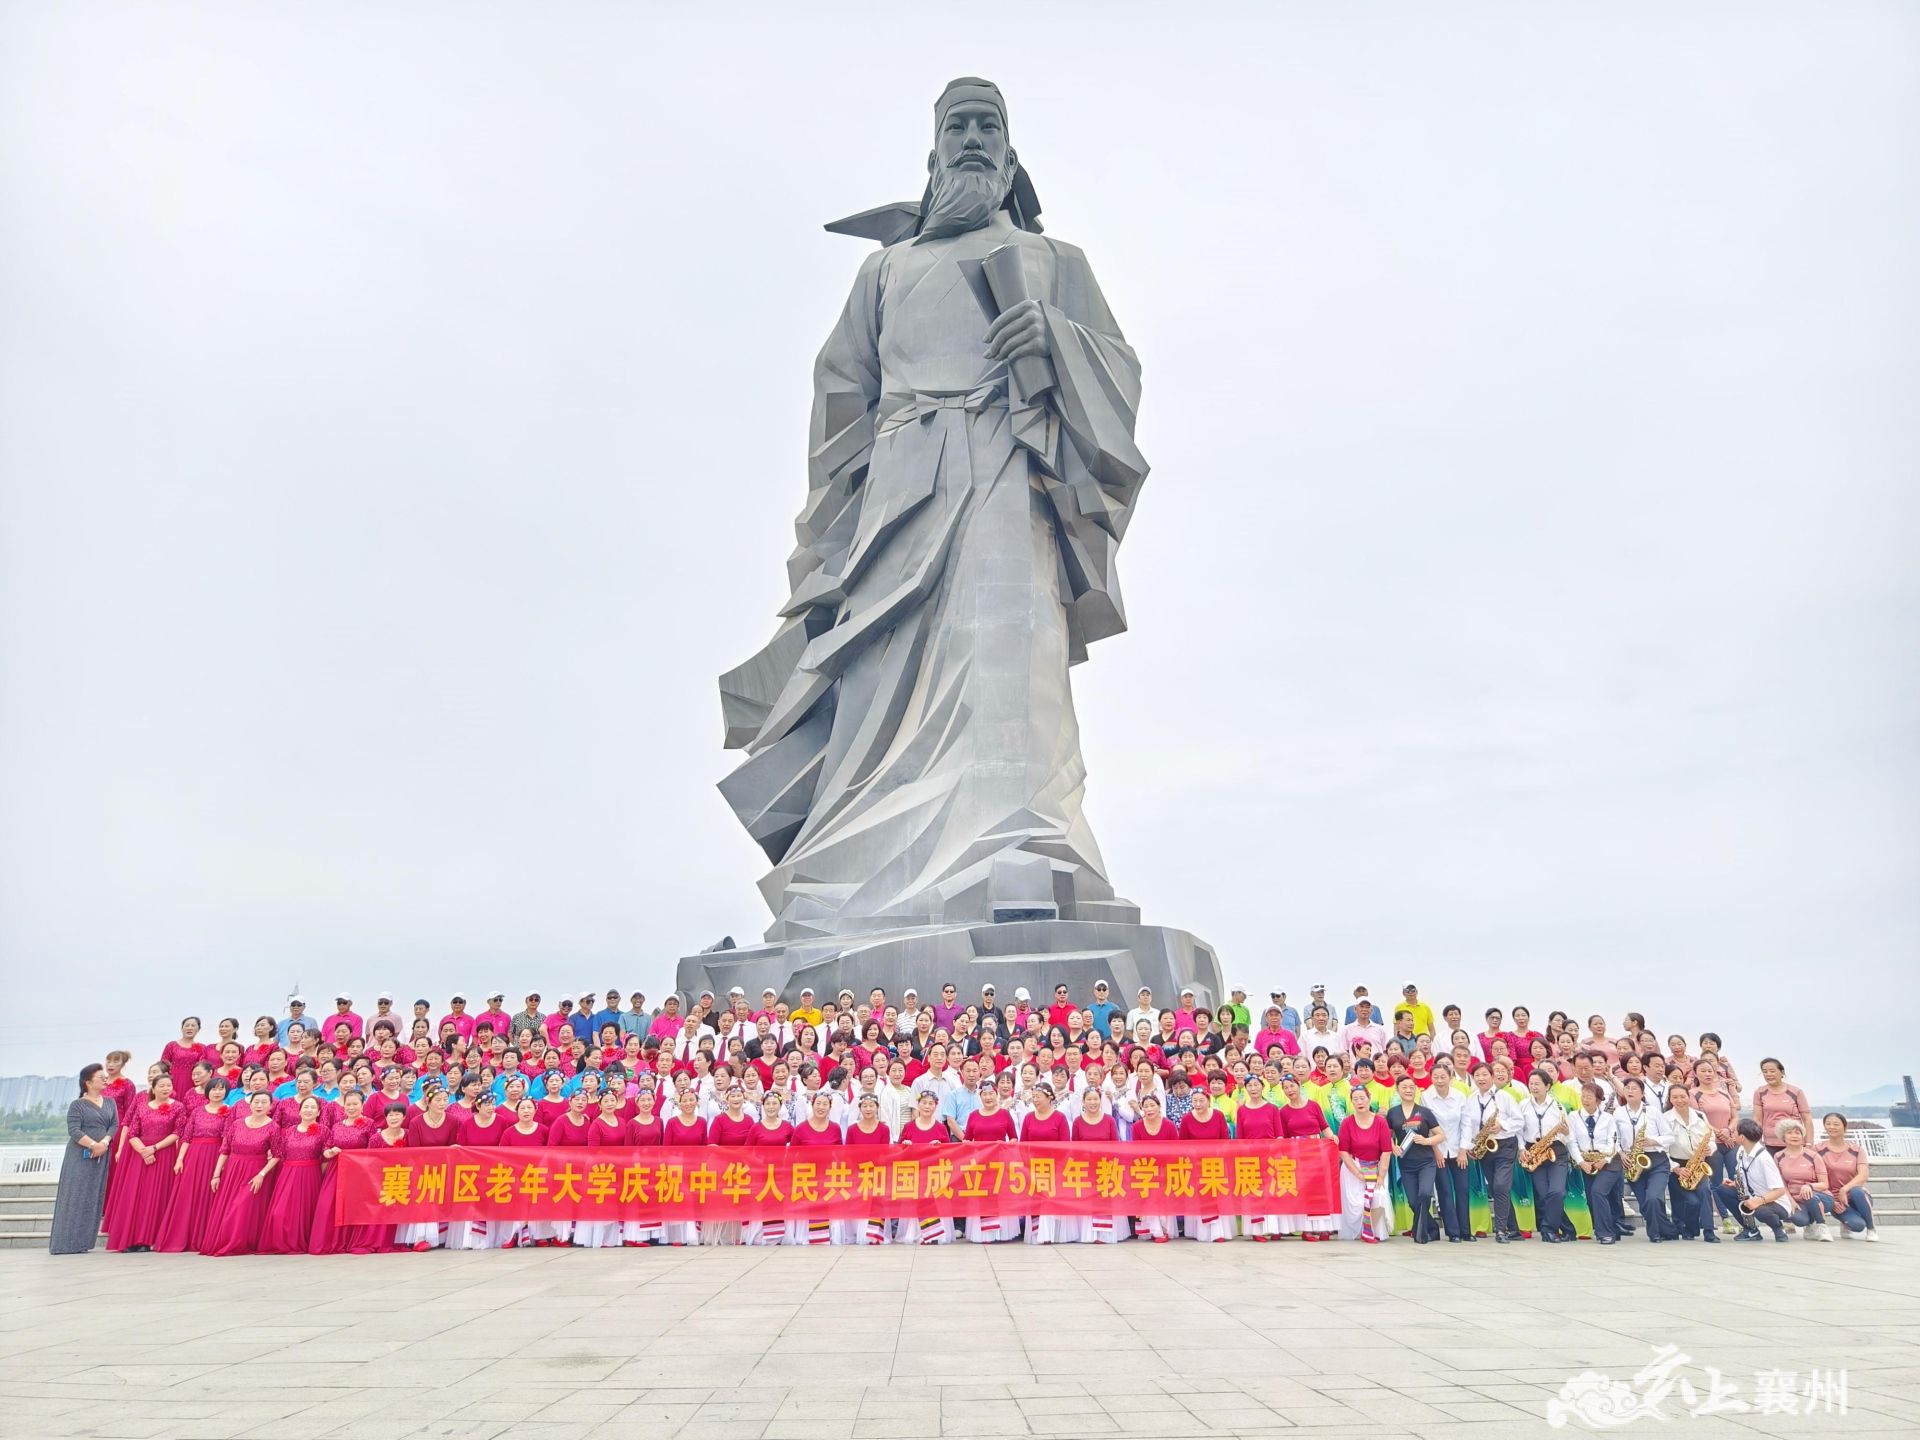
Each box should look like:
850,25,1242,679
920,77,1040,239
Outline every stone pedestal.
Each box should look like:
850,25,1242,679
675,919,1225,1014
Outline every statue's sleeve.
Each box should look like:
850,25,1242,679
717,251,882,753
1030,241,1150,658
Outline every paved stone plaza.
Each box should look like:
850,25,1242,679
3,1239,1916,1440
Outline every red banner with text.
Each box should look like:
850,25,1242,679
337,1140,1338,1224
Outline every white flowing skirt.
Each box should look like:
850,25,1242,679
966,1214,1019,1244
1338,1165,1392,1241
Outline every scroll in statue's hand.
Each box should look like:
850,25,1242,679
984,299,1049,362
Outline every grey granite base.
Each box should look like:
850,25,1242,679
674,919,1226,1015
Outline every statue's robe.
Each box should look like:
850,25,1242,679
719,211,1148,942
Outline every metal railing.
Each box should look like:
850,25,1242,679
0,1146,63,1178
1853,1127,1920,1158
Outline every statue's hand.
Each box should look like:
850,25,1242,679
985,299,1049,363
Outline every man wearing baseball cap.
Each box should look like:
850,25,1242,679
439,994,477,1043
1222,985,1251,1030
1397,983,1435,1038
1269,990,1300,1035
513,991,545,1039
1126,986,1158,1037
1087,980,1122,1040
791,988,823,1028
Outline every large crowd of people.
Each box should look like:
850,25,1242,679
49,977,1878,1255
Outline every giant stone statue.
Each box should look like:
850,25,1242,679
677,79,1224,1010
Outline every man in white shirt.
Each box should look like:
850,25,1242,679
1126,988,1159,1037
895,989,922,1039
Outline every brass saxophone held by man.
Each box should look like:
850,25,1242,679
1677,1126,1713,1190
1468,1110,1501,1161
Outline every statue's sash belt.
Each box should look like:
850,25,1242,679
876,383,1007,435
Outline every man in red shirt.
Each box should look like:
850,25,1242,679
1045,982,1077,1030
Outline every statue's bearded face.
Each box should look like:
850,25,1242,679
923,100,1014,238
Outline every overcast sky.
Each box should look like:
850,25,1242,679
2,2,1915,1101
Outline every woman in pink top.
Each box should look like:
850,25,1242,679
398,1088,460,1250
1752,1059,1812,1152
572,1091,632,1249
1017,1082,1073,1246
790,1090,843,1247
1691,1058,1740,1199
704,1084,756,1247
743,1091,795,1247
660,1090,708,1247
1231,1076,1283,1241
200,1092,281,1256
155,1075,232,1253
1176,1089,1232,1243
1774,1119,1838,1239
496,1098,550,1248
448,1093,512,1250
895,1090,953,1246
1337,1087,1393,1243
109,1075,184,1252
1127,1092,1179,1243
1069,1085,1123,1245
309,1090,384,1255
257,1097,328,1254
841,1091,894,1246
1815,1112,1876,1239
161,1019,209,1102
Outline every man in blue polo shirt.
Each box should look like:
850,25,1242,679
1087,980,1122,1039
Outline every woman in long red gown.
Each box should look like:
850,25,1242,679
790,1090,842,1246
575,1092,632,1249
744,1090,795,1246
155,1076,232,1253
841,1091,893,1246
109,1075,184,1252
1233,1075,1284,1241
309,1090,382,1254
1070,1085,1125,1244
258,1096,328,1253
704,1084,756,1246
660,1089,708,1246
160,1019,208,1101
200,1091,281,1255
97,1050,137,1248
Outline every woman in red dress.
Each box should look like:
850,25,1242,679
258,1096,328,1253
1337,1087,1393,1243
533,1073,571,1128
243,1016,280,1067
661,1089,709,1246
1070,1084,1124,1244
790,1090,842,1246
155,1075,232,1253
493,1098,547,1248
897,1089,952,1245
539,1089,593,1247
161,1019,208,1101
1233,1075,1284,1241
1018,1082,1072,1245
97,1050,137,1248
400,1087,460,1251
963,1082,1019,1244
571,1091,632,1249
613,1087,666,1247
308,1090,381,1254
1178,1089,1233,1243
842,1091,893,1246
1127,1092,1179,1243
703,1083,756,1246
744,1091,795,1246
200,1091,281,1255
109,1075,184,1252
446,1092,511,1251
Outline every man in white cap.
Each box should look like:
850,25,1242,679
439,993,477,1043
329,993,364,1042
649,992,688,1043
755,986,781,1021
479,990,512,1039
277,996,309,1044
896,987,922,1039
1126,986,1158,1037
791,987,823,1028
1222,985,1251,1031
1270,990,1300,1036
371,992,399,1034
1087,980,1122,1040
512,991,545,1041
1344,985,1373,1025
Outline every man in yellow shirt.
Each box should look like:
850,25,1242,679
789,986,824,1030
1397,984,1436,1038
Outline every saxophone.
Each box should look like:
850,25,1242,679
1467,1108,1501,1160
1676,1121,1713,1190
1520,1114,1566,1172
1622,1121,1652,1182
